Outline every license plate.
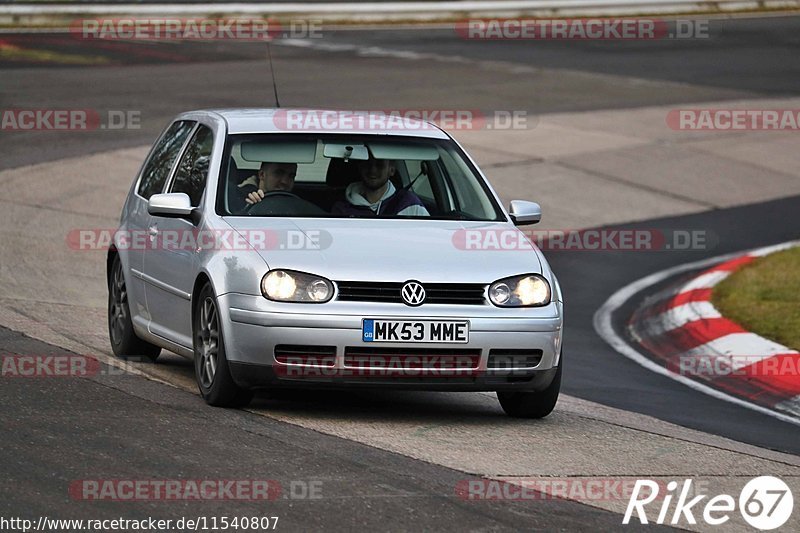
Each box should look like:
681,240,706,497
362,319,469,343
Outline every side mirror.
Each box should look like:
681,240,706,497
148,193,193,219
508,200,541,226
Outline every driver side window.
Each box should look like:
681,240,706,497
137,120,195,200
171,125,213,206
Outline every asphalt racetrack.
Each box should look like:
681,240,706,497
1,15,799,531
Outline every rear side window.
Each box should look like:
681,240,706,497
171,125,213,206
137,120,195,199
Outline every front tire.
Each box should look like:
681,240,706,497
108,255,160,362
193,283,253,407
497,357,562,418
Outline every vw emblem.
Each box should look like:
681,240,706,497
401,281,426,306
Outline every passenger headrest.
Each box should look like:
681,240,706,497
325,158,362,188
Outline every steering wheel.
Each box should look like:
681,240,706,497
244,191,302,212
246,191,302,205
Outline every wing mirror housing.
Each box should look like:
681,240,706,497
508,200,542,226
148,193,194,219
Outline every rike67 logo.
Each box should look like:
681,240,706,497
624,476,793,530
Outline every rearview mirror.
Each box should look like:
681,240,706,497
148,193,194,218
323,143,369,161
509,200,541,226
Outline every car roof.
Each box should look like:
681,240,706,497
176,108,451,139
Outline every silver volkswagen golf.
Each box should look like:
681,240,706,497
107,109,564,417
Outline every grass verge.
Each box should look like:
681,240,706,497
713,246,800,352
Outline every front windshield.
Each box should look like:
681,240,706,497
217,134,505,221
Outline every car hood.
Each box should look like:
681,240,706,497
222,217,543,283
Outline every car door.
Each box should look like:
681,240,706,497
124,120,195,332
144,123,214,348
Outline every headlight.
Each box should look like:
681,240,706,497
489,274,550,307
261,270,333,303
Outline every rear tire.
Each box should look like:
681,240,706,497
497,356,561,418
193,283,253,408
108,255,160,362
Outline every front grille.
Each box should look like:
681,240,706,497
275,345,336,367
335,281,486,305
344,347,481,369
487,349,543,369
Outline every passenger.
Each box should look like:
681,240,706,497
235,162,297,212
331,157,429,217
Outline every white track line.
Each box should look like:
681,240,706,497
593,241,800,427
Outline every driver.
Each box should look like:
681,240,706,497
236,162,297,211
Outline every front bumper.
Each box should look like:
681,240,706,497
219,293,563,392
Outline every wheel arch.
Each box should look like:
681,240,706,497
191,272,213,325
106,246,119,289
